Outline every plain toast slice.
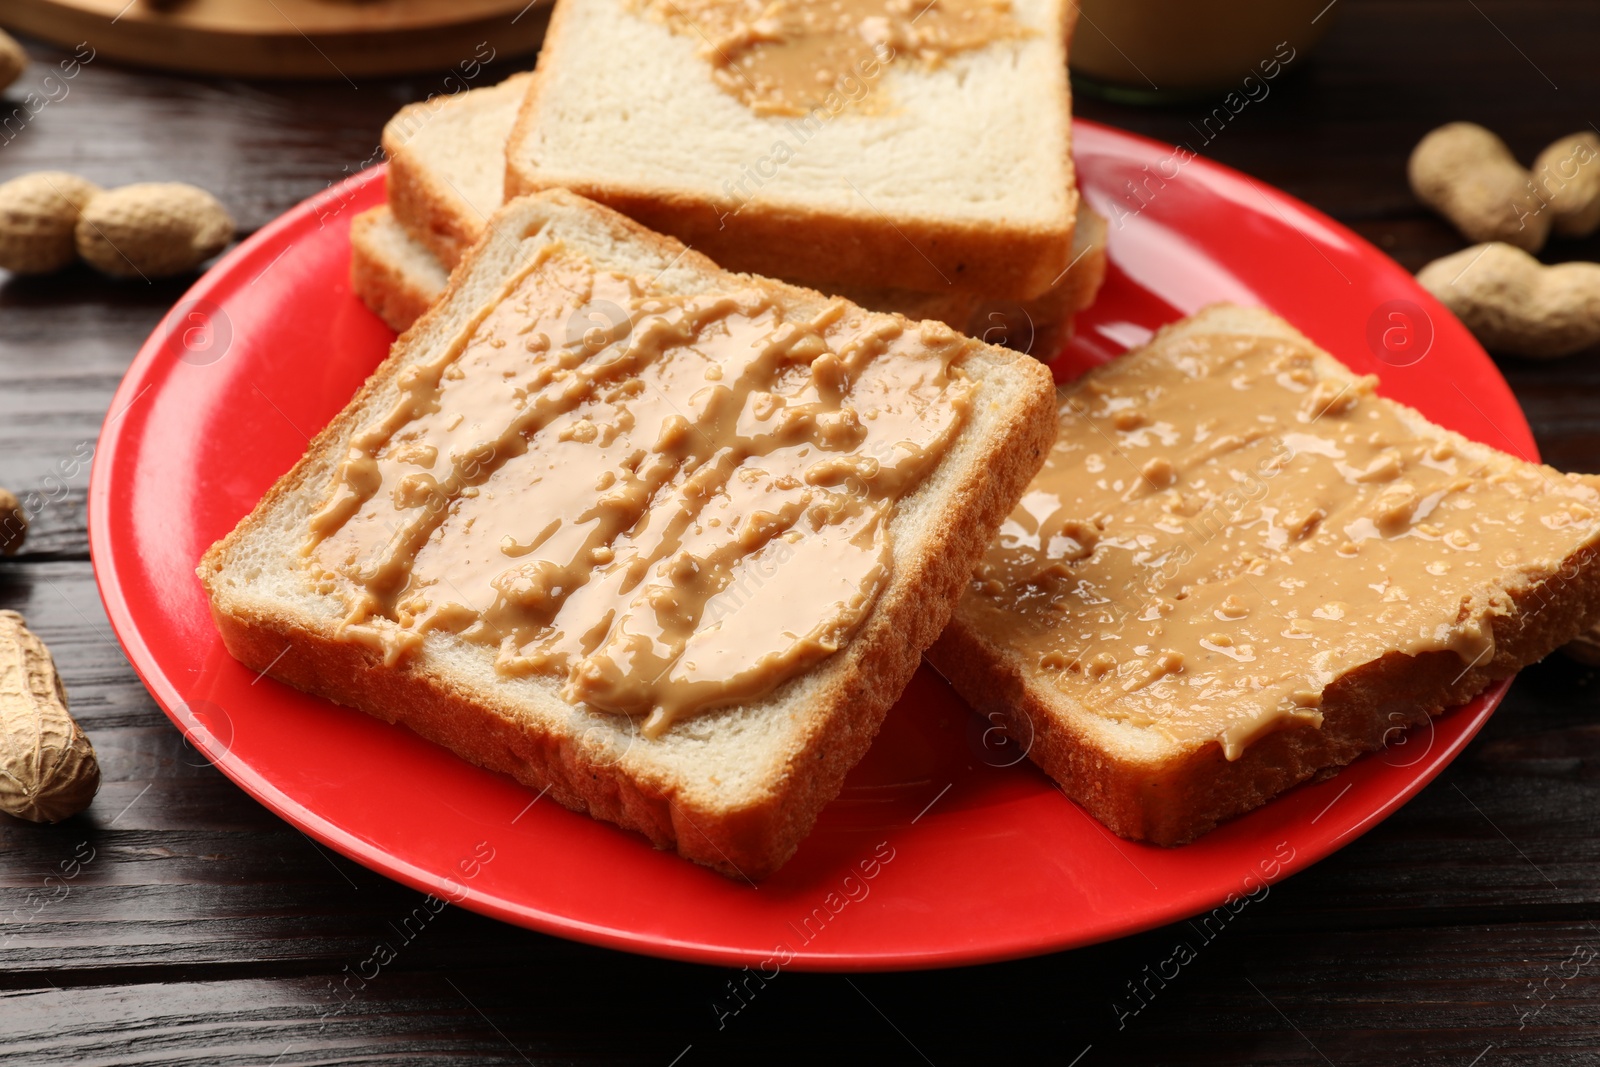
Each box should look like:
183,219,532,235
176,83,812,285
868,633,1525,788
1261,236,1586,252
349,205,450,333
384,72,535,270
206,189,1057,878
929,305,1600,845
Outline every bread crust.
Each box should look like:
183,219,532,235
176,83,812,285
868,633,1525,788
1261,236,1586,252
349,207,441,333
382,73,534,271
505,0,1079,301
507,177,1081,302
385,146,479,271
203,189,1056,879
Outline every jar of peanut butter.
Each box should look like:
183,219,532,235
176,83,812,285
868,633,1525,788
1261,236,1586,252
1070,0,1335,104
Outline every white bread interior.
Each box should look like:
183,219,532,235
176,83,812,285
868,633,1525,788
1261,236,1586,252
384,72,535,270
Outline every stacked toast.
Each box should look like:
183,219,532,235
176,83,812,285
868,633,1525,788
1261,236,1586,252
202,0,1600,879
351,0,1107,354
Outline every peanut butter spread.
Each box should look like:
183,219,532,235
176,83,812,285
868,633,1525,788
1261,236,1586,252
302,245,975,736
964,329,1600,759
634,0,1030,116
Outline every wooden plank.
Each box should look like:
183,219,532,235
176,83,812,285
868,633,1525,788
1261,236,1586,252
0,37,526,231
0,921,1596,1064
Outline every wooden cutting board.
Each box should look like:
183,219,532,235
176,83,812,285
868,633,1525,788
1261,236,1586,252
3,0,549,79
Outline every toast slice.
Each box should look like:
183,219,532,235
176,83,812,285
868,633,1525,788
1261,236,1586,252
204,189,1057,879
929,305,1600,846
351,199,1109,351
370,66,1103,345
368,73,1104,344
350,206,450,333
383,72,535,271
506,0,1079,300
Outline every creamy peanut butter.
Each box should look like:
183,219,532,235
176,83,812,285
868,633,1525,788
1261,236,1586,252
303,244,975,736
964,329,1600,759
634,0,1030,116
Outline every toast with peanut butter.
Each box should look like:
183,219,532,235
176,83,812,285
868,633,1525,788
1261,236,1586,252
929,305,1600,846
203,189,1057,879
506,0,1080,301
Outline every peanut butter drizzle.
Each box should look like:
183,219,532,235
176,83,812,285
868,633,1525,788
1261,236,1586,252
964,330,1600,759
634,0,1030,117
303,245,975,737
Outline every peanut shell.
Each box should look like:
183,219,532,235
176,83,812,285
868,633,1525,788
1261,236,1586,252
76,182,234,279
0,172,102,275
0,611,99,823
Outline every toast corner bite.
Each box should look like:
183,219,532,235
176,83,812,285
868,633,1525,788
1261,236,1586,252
202,190,1055,879
929,303,1600,846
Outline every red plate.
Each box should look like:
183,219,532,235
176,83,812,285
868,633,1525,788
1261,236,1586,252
89,121,1529,971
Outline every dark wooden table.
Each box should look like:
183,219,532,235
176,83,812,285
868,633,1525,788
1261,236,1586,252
3,2,1600,1063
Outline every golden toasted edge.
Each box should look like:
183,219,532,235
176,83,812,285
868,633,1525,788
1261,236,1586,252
382,73,535,271
927,307,1600,845
385,148,478,271
504,0,1077,300
933,538,1600,845
349,207,444,334
203,188,1057,878
965,201,1106,357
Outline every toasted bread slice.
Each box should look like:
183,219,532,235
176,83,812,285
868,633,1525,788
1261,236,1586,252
204,189,1056,878
929,305,1600,846
506,0,1079,300
383,72,535,270
349,205,450,333
352,199,1109,353
372,66,1102,344
369,72,1103,345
